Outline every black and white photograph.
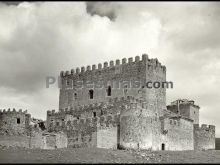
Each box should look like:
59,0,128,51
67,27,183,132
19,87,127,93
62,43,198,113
0,1,219,164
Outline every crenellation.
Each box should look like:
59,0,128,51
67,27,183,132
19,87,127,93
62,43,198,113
128,57,133,63
122,58,127,64
81,67,85,73
59,55,166,84
201,124,208,129
116,59,120,65
60,71,64,77
65,71,69,76
76,67,80,74
0,108,30,115
71,69,75,75
135,56,140,62
194,124,215,132
86,65,91,71
209,125,215,130
162,65,166,72
98,63,102,69
1,54,214,151
141,53,148,61
194,123,215,150
109,60,114,67
92,64,96,70
194,124,199,129
0,108,31,135
104,62,108,68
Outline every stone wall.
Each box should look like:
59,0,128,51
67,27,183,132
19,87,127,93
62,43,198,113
119,100,161,150
194,124,215,150
47,96,141,128
58,54,166,117
97,125,118,149
47,107,120,149
160,116,194,151
167,100,200,124
30,131,67,149
0,135,29,148
0,108,31,136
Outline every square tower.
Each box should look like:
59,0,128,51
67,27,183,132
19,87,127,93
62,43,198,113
58,54,166,117
167,99,200,124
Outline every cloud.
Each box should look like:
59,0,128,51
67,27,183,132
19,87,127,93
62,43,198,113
0,1,161,119
86,2,120,21
0,2,220,137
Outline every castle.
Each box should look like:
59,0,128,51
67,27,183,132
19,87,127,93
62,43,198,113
0,54,216,150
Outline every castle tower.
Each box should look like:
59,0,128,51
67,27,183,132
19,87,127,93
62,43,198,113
0,108,31,135
167,99,200,124
58,54,166,118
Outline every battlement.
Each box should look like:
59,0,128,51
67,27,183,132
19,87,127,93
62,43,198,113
66,114,119,128
60,54,166,77
48,96,146,116
47,113,120,132
194,124,215,132
169,99,200,109
0,108,28,115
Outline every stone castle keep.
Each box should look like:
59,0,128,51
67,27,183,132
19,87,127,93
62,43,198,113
0,54,216,150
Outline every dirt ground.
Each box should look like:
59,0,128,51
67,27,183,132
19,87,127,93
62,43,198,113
0,147,220,163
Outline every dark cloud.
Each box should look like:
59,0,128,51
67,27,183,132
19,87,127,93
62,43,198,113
86,2,120,21
1,1,23,5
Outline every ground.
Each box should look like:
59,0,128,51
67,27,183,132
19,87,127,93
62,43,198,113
0,147,220,163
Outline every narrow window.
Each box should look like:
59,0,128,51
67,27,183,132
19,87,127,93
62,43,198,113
17,118,20,124
107,86,111,96
170,120,172,124
101,110,103,116
162,143,165,150
56,122,59,126
74,93,77,100
93,112,96,117
123,85,128,95
89,90,94,99
66,79,70,86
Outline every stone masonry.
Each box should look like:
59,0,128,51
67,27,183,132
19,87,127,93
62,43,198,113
46,54,215,150
0,54,216,150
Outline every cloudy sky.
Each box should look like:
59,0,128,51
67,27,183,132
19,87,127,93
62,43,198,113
0,2,219,136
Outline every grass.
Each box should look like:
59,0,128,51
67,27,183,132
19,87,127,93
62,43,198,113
0,147,220,163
